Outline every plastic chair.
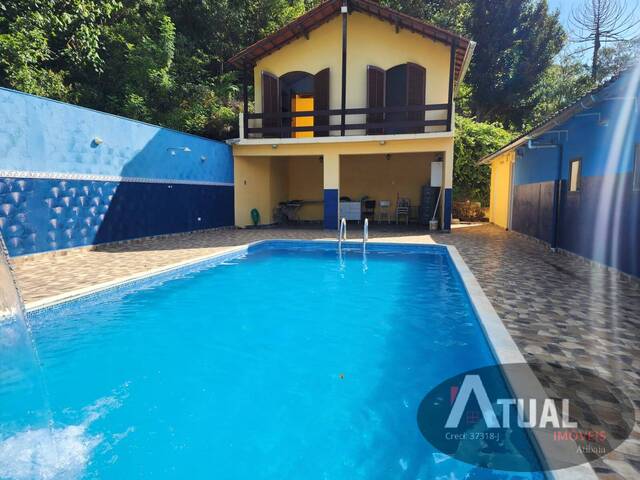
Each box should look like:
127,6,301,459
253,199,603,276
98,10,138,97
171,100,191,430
379,200,391,223
396,198,410,224
362,200,376,221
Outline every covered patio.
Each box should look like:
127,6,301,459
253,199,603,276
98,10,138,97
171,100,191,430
232,137,453,231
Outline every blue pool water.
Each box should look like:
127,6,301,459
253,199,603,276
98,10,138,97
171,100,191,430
0,242,543,479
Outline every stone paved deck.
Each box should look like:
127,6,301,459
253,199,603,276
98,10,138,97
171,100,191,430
10,224,640,479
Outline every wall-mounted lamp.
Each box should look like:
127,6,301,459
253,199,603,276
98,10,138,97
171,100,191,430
272,144,278,149
200,155,207,163
379,140,386,145
93,137,103,145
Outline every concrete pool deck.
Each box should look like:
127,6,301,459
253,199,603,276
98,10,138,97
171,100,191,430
9,223,640,479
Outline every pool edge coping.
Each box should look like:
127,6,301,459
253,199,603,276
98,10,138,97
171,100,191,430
445,245,598,480
23,244,252,313
22,238,599,479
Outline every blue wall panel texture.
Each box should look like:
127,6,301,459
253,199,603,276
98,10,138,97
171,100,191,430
0,178,233,256
0,88,234,257
509,69,640,277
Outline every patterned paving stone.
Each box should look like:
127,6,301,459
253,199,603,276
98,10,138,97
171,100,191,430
9,223,640,479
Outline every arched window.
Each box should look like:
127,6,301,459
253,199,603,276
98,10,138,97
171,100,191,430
280,72,315,138
261,69,330,138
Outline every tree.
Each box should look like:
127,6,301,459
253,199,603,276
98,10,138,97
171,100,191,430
381,0,471,33
595,39,640,82
454,116,513,205
0,0,310,139
466,0,565,129
525,55,594,128
0,0,121,101
570,0,640,81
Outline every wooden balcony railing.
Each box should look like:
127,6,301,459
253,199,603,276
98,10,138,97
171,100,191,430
241,103,451,139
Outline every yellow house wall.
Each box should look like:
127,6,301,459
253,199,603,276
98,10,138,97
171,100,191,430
235,155,325,226
253,12,452,134
287,156,324,221
270,157,289,212
340,153,435,212
489,151,514,229
234,155,274,226
233,156,296,226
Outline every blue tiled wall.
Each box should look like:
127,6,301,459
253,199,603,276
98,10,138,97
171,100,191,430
510,69,640,276
0,88,235,257
0,178,233,256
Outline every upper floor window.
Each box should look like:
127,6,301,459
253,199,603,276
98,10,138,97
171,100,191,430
366,63,426,135
569,158,581,192
261,68,329,139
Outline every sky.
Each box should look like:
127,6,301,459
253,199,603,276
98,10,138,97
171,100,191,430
548,0,581,34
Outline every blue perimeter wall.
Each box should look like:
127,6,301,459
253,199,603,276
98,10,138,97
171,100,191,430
510,69,640,277
0,88,234,257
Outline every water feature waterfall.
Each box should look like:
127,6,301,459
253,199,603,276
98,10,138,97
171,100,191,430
0,233,56,475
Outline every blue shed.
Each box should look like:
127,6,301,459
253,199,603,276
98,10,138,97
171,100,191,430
479,67,640,278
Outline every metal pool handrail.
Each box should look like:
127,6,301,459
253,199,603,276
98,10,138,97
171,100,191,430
363,218,369,251
338,218,347,246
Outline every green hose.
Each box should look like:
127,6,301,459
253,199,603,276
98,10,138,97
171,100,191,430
250,208,260,226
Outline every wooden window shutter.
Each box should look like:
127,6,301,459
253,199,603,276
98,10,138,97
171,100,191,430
261,71,280,137
406,63,426,133
314,68,330,137
367,65,385,135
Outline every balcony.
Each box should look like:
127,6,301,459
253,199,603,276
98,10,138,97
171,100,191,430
239,103,452,141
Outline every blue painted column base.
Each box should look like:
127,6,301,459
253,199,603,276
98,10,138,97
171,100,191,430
323,189,339,230
443,188,452,231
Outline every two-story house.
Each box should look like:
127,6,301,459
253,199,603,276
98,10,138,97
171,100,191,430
228,0,475,230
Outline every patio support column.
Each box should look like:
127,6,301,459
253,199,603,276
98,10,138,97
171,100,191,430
323,152,340,230
441,143,454,231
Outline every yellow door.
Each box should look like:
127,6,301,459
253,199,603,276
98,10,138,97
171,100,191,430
291,95,314,138
490,153,513,229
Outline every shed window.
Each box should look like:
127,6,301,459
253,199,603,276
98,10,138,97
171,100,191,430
569,158,581,192
634,144,640,191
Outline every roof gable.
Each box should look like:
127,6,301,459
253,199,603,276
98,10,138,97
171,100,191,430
228,0,474,86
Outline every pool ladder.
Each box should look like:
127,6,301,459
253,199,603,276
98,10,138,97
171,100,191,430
338,217,369,250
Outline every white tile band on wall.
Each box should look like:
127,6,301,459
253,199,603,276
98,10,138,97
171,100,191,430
0,170,234,187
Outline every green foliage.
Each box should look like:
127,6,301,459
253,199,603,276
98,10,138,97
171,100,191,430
0,0,308,138
525,56,594,129
596,40,640,84
466,0,565,129
454,116,513,205
381,0,471,33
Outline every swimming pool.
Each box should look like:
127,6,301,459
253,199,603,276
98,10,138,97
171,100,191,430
1,241,545,479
